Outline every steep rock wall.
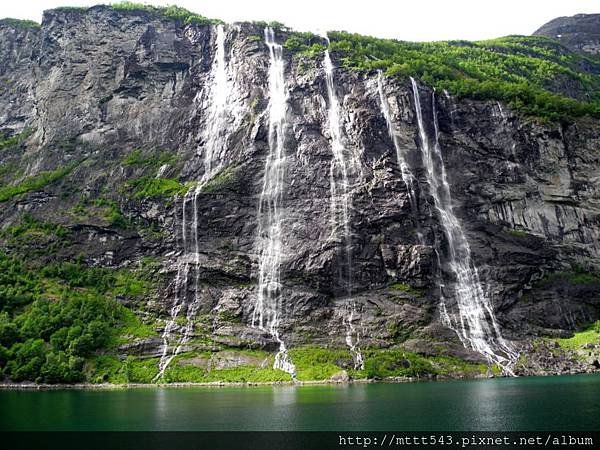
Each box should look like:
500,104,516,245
0,6,598,373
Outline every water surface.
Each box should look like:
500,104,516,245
1,375,599,431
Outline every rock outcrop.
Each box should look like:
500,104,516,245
534,13,600,55
0,6,598,376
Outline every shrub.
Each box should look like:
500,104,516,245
127,176,191,199
0,252,158,383
122,148,178,169
0,19,40,30
321,32,600,120
111,2,223,25
0,163,78,202
0,128,33,151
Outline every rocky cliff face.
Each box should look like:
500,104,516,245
534,13,600,55
1,6,599,377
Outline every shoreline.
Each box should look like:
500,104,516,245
0,373,498,390
1,370,597,391
2,371,598,391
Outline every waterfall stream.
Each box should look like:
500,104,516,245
410,77,517,375
155,24,230,380
252,27,296,376
377,71,423,243
323,48,364,370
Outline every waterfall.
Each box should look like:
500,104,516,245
410,77,517,375
199,24,228,182
323,48,364,370
154,24,230,381
252,27,295,376
377,71,422,243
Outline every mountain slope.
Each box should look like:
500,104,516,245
0,4,599,384
534,13,600,56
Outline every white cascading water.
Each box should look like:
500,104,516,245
323,48,364,370
410,77,517,375
377,71,425,244
377,72,420,219
252,27,296,376
154,25,230,380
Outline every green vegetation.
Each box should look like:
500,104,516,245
86,355,160,384
163,363,291,383
0,163,18,181
506,229,530,238
389,282,424,296
53,6,88,13
121,148,187,200
126,176,192,199
538,266,600,286
71,198,129,228
1,213,68,241
0,252,158,383
122,148,178,169
0,18,40,30
251,20,286,30
0,128,33,151
289,347,357,381
320,32,600,120
92,198,130,228
94,199,128,228
0,214,70,255
555,321,600,350
111,2,223,25
0,162,78,202
363,349,488,378
284,32,326,58
200,164,239,193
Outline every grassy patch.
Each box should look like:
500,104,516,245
0,163,20,182
108,309,158,348
0,128,33,151
429,355,490,377
122,148,178,169
538,266,600,286
87,356,160,384
556,321,600,350
71,198,129,228
124,357,160,383
157,348,291,383
289,347,357,381
389,282,424,296
1,213,68,241
0,214,70,256
0,162,78,202
126,177,192,199
87,355,128,384
200,165,239,194
506,229,529,237
362,349,489,378
162,363,291,383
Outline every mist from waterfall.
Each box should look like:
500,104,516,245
410,77,517,375
155,24,230,380
324,48,364,370
252,27,296,376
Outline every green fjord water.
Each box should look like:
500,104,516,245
1,375,599,431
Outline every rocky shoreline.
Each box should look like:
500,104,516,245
4,370,600,390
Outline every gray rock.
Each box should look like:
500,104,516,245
0,7,598,377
